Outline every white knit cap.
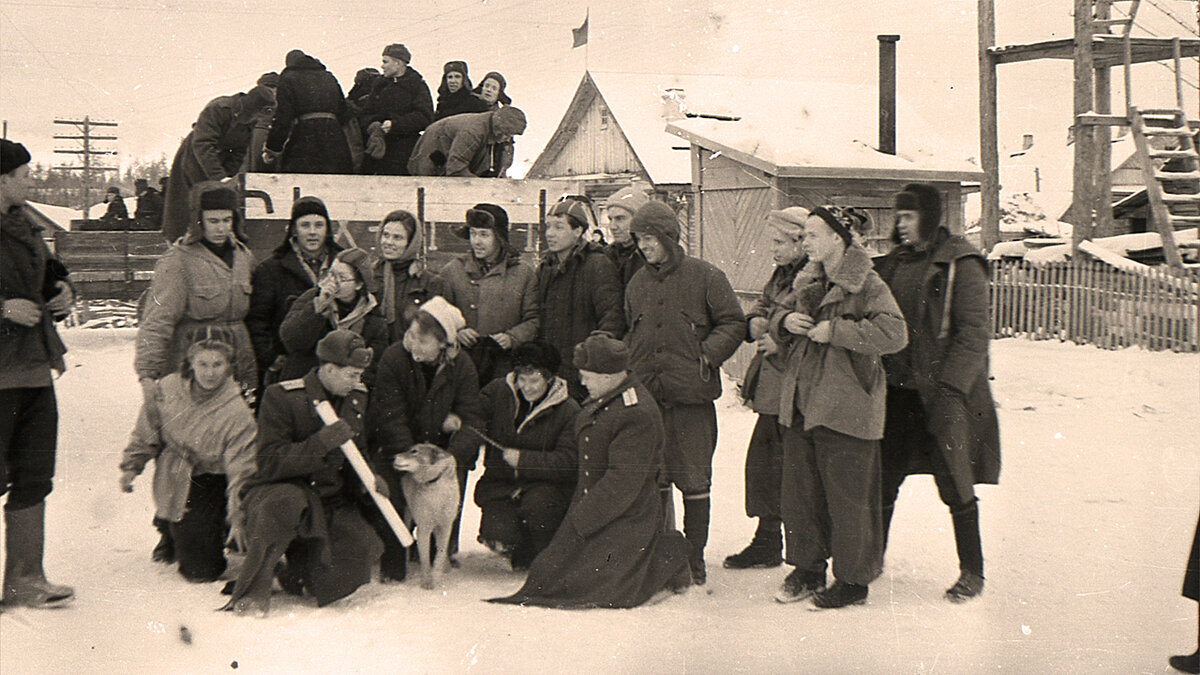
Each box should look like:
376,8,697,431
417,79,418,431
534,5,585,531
418,296,466,344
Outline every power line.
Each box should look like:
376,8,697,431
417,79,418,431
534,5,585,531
1142,0,1200,37
0,9,95,111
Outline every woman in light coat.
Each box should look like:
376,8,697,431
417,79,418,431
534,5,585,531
120,326,257,582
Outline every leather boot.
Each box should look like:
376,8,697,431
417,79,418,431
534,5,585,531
682,494,710,585
723,517,783,569
3,502,75,608
947,500,985,602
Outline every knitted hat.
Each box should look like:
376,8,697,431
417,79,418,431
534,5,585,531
458,203,510,246
334,247,374,288
257,72,280,88
492,106,527,137
417,296,466,345
629,200,679,246
810,205,868,247
355,67,381,85
766,206,810,240
548,199,592,231
197,184,239,213
316,329,373,368
512,340,561,375
893,183,943,243
1,139,31,175
573,332,629,374
242,85,276,113
604,186,650,219
107,186,122,197
383,43,411,63
290,195,329,224
476,71,511,105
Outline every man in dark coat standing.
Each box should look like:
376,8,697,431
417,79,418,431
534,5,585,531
162,85,275,242
534,199,624,400
360,44,433,176
625,200,747,585
724,207,808,570
0,139,76,608
602,185,648,289
489,333,691,608
874,183,1001,603
223,330,384,616
263,50,354,175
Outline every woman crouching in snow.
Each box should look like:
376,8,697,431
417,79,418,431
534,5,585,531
119,326,257,583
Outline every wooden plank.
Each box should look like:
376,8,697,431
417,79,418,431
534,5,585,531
979,0,1001,251
243,174,579,225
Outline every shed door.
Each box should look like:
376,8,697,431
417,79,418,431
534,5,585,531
700,186,776,295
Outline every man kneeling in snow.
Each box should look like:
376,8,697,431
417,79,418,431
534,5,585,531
489,332,691,608
223,330,384,616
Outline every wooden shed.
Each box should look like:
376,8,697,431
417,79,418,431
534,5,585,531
667,103,983,378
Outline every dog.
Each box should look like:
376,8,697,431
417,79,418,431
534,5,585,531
391,443,460,589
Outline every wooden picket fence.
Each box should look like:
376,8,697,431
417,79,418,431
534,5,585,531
989,259,1200,352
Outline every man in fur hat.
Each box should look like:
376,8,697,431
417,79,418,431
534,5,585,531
224,329,384,616
435,203,539,385
1,139,76,609
874,183,1001,603
625,200,746,585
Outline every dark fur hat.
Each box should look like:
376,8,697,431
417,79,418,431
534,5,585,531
893,183,943,243
573,331,629,374
512,340,561,375
316,329,373,368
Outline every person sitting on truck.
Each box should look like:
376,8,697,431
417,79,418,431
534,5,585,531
100,186,130,225
434,61,490,122
407,107,526,178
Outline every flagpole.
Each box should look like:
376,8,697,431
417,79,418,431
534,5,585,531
585,8,590,72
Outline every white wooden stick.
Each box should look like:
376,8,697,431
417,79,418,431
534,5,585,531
314,400,414,547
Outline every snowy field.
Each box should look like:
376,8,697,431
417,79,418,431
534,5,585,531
1,329,1197,674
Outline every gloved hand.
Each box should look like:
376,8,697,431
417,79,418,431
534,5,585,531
2,298,43,327
441,413,462,434
365,122,386,160
315,419,355,450
119,470,137,493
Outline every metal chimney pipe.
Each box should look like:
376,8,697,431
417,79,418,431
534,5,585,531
878,34,900,155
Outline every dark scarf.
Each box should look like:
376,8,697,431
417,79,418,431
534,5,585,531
200,237,234,268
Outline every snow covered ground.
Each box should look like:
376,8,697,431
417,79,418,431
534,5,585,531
2,329,1197,674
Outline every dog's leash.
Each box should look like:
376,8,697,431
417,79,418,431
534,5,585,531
461,424,509,453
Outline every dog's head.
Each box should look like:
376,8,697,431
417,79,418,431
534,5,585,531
392,443,456,483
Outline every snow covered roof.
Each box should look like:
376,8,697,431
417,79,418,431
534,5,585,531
664,78,983,183
25,201,79,231
532,71,983,186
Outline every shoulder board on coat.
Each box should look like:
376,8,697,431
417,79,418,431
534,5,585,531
279,379,306,391
352,382,368,393
622,388,639,407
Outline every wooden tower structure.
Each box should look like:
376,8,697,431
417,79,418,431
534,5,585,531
978,0,1200,266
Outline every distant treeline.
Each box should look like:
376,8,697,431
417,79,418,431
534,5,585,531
27,154,170,210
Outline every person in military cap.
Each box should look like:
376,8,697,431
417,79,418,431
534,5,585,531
489,332,691,609
223,329,384,616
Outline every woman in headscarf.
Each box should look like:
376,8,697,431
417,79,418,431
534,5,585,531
434,61,490,121
119,326,257,583
369,210,430,344
278,248,388,385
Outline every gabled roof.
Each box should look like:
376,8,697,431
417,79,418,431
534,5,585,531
25,201,74,232
666,78,984,183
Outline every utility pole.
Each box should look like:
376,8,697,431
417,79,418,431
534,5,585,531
53,116,118,216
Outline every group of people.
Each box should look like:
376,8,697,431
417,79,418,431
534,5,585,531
4,133,1200,670
160,45,525,242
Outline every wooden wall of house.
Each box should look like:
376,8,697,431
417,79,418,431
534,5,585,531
533,98,648,180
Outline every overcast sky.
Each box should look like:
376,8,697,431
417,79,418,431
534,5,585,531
1,0,1196,184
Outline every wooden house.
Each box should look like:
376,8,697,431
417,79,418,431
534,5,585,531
527,70,743,234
